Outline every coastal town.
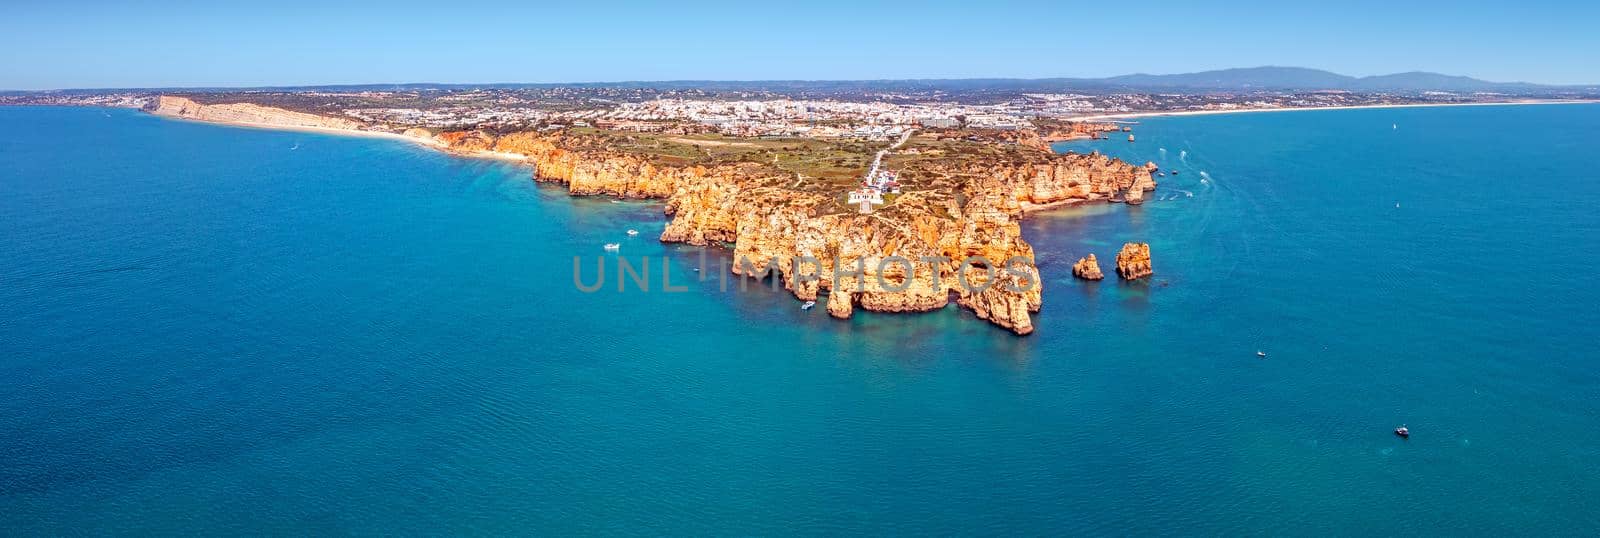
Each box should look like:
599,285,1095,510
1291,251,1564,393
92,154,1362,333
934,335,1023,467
9,80,1595,141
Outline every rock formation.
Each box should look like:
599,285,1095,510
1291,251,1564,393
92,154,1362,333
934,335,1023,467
147,96,1160,335
1115,242,1153,280
1037,121,1122,143
147,96,362,131
1072,254,1104,280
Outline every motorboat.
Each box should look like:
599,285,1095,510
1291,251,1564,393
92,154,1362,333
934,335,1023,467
801,301,817,310
1395,426,1410,438
603,243,620,251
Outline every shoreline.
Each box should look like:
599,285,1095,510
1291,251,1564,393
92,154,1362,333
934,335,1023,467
146,106,1151,217
1070,99,1600,122
127,99,1153,335
144,98,1597,163
148,111,532,163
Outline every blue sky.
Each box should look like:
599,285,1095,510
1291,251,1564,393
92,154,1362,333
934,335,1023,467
4,0,1597,89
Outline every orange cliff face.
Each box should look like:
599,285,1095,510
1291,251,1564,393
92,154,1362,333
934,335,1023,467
988,153,1157,210
137,96,1158,335
493,132,692,198
452,128,1151,335
1036,121,1122,143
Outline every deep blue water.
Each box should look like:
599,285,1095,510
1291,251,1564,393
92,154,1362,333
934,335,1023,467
2,105,1597,535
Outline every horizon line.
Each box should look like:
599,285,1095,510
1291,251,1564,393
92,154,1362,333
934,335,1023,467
8,66,1599,93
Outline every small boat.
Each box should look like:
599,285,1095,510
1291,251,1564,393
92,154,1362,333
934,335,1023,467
1171,170,1180,175
1395,426,1410,438
603,243,620,251
801,301,817,310
1256,351,1267,358
626,229,639,236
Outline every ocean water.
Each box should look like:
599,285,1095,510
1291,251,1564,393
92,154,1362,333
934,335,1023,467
1,104,1597,535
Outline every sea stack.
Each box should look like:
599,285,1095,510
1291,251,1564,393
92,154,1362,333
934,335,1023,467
826,287,854,319
1072,254,1105,280
1124,165,1157,205
1116,242,1153,280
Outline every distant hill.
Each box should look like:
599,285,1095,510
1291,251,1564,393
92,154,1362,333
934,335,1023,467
11,67,1592,95
1348,71,1543,92
1102,67,1354,89
1095,66,1553,92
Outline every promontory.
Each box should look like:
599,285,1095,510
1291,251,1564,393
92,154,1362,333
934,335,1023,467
148,95,1156,335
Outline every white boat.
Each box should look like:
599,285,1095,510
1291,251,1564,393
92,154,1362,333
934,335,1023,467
801,301,817,310
626,229,639,236
603,243,620,251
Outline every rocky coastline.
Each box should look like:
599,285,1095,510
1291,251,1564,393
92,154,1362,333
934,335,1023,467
147,96,1158,335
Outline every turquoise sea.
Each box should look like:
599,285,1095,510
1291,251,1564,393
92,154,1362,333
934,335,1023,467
2,104,1597,534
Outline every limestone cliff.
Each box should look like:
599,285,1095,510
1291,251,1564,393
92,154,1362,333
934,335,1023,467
147,96,364,131
1036,121,1121,142
433,128,1148,335
904,151,1158,212
494,132,692,198
142,97,1158,335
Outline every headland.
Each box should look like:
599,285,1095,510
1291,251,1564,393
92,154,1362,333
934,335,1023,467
145,96,1159,334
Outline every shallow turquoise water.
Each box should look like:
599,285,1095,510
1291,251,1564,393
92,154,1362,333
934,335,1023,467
1,105,1597,534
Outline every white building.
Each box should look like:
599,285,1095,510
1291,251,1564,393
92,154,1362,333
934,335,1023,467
848,188,884,205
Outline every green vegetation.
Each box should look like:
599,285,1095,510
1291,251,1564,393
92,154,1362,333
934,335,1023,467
547,127,1062,217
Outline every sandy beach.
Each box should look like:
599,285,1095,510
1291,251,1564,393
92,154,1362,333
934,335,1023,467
150,113,532,163
1070,99,1599,122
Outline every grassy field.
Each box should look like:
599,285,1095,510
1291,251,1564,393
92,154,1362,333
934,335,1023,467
571,128,889,202
557,127,1059,217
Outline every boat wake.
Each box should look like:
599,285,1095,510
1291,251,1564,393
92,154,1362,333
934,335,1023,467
1157,189,1196,202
